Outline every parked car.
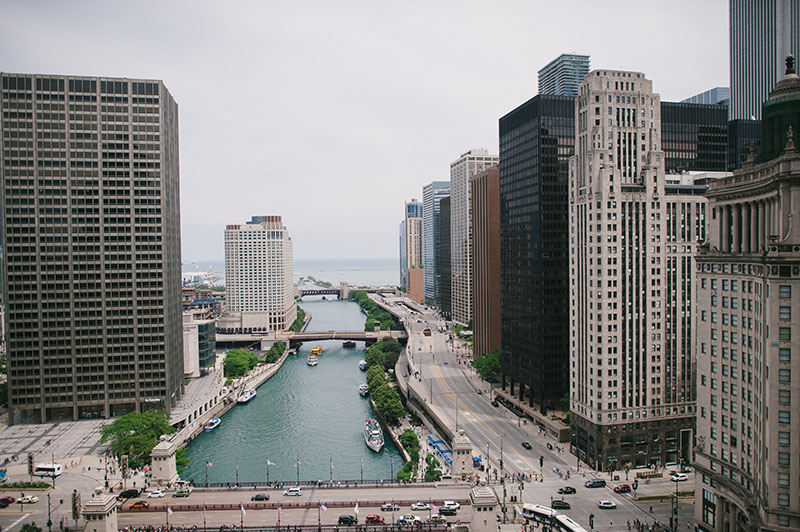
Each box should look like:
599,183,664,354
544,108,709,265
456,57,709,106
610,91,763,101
398,515,421,525
251,493,270,501
0,500,9,509
147,489,165,498
338,515,358,525
411,502,430,511
439,506,457,516
173,489,191,498
671,473,688,482
442,501,461,510
283,487,303,496
614,484,631,493
558,487,576,495
597,500,616,509
551,500,571,510
521,442,532,450
1,496,16,504
130,500,150,509
365,515,384,524
19,496,39,504
381,502,400,512
585,479,606,488
120,489,140,499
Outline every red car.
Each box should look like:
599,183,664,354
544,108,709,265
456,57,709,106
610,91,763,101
366,515,385,524
1,496,16,504
614,484,631,493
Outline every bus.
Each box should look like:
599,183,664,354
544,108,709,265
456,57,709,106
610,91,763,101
521,504,556,524
33,464,63,478
554,514,591,532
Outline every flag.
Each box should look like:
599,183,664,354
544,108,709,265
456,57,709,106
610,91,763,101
167,507,174,516
297,459,301,466
431,503,437,514
267,460,276,466
278,504,284,515
320,503,327,512
330,460,334,469
241,504,247,518
206,461,213,467
354,503,359,514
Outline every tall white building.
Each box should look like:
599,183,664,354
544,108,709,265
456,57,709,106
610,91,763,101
450,149,499,326
400,199,423,289
569,70,710,469
224,216,295,332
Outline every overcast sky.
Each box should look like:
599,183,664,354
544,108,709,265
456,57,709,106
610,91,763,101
1,0,729,261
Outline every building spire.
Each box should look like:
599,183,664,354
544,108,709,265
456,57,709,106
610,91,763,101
786,125,795,151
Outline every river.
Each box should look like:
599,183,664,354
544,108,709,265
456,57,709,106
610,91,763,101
182,297,405,484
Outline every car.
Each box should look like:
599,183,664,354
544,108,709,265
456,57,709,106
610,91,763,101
398,515,421,525
381,502,400,512
365,515,384,524
251,493,270,501
147,489,165,498
338,515,358,525
19,496,39,504
130,500,150,509
0,500,9,509
283,487,302,496
442,501,461,510
671,473,688,482
614,484,631,493
120,489,140,499
521,442,532,450
1,496,16,504
439,506,457,516
173,489,191,498
426,515,446,523
585,478,607,488
476,389,482,394
558,487,576,495
551,500,571,510
598,500,616,510
411,502,430,511
491,400,500,407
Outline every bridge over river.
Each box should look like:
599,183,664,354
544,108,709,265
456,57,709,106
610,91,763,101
216,329,407,348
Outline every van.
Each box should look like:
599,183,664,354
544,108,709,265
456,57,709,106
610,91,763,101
338,515,357,525
585,478,606,488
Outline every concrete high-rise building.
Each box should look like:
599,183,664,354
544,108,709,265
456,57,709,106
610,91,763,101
423,181,450,305
730,0,800,120
538,54,590,97
499,94,575,409
223,216,295,332
400,199,423,290
0,73,183,424
570,70,708,469
694,59,800,532
470,166,501,359
681,87,730,106
438,196,452,321
450,149,499,326
399,220,407,288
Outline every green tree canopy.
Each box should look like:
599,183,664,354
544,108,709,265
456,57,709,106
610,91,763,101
224,349,258,377
472,348,502,379
100,411,174,469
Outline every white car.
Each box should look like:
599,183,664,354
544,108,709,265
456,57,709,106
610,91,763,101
671,473,688,482
411,502,430,511
146,489,165,498
598,500,616,509
399,515,421,525
283,487,302,496
442,501,461,510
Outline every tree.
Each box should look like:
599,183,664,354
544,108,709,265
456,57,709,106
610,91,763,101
100,411,174,469
472,348,502,379
224,349,258,377
0,380,7,408
21,523,43,532
175,447,190,474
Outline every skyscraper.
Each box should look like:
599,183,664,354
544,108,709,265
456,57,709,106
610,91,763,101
694,58,800,532
570,70,706,469
400,199,423,290
730,0,800,120
661,101,729,173
223,216,295,332
450,149,498,326
470,165,501,359
0,73,183,424
680,87,730,106
538,54,590,97
499,94,574,409
422,181,450,305
438,196,452,321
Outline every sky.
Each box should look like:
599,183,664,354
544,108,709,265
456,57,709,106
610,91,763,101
0,0,729,261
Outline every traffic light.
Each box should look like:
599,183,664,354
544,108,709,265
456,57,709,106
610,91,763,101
27,453,34,476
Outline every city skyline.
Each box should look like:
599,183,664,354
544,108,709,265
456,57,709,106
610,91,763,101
0,0,729,261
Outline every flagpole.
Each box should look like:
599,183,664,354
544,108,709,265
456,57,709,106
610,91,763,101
266,459,270,486
329,456,333,483
203,504,207,532
240,503,244,530
278,505,281,529
360,457,363,483
236,457,240,487
296,454,300,485
205,462,209,487
166,505,170,528
318,504,321,531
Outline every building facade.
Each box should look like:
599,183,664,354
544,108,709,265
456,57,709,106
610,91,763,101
400,199,423,290
438,196,452,320
498,94,574,409
470,165,501,359
182,311,216,378
681,87,730,106
423,181,450,305
730,0,800,120
569,70,701,469
538,54,591,97
728,119,763,170
399,220,407,288
0,73,183,423
694,61,800,532
450,149,499,326
661,102,728,173
224,216,295,332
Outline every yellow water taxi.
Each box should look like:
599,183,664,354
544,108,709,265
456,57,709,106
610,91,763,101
311,346,323,355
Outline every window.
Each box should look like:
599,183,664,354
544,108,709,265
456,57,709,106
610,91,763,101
779,306,791,319
778,493,789,507
777,515,790,527
778,452,790,466
778,472,790,487
778,410,791,424
779,327,791,341
702,489,716,527
778,431,789,445
779,369,791,383
779,285,791,298
779,389,791,404
780,348,791,362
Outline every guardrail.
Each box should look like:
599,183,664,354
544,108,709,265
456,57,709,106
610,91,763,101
120,499,470,513
187,479,449,489
120,525,450,532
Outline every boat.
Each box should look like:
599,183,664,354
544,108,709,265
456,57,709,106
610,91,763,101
204,417,221,431
359,383,369,396
343,341,356,348
311,346,323,355
307,354,319,366
237,389,257,404
359,360,367,371
364,418,384,452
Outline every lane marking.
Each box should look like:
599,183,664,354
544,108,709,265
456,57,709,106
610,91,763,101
6,514,31,531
